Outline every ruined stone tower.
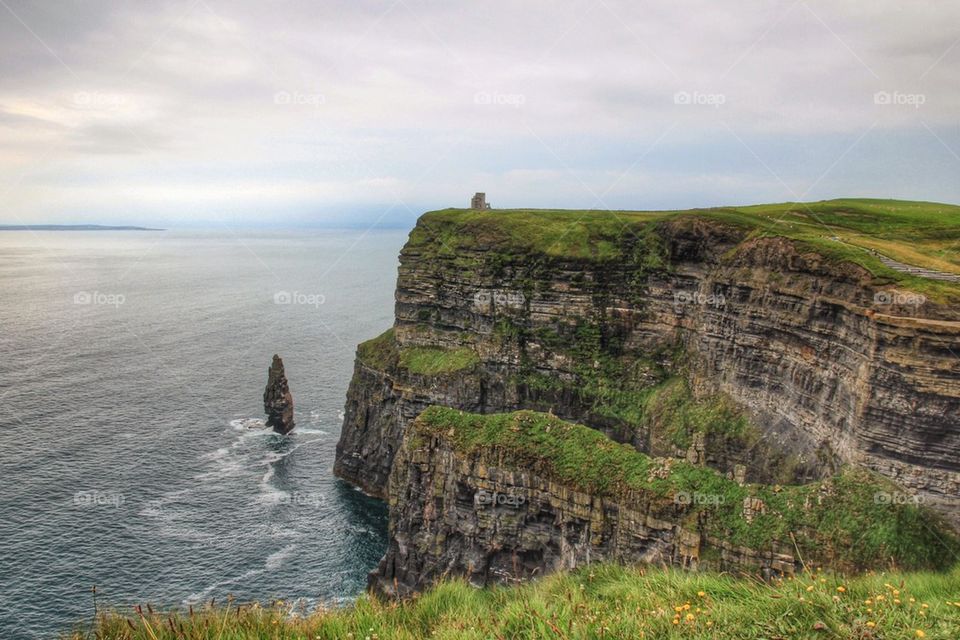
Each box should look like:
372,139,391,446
470,192,491,210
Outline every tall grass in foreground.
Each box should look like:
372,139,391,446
68,564,960,639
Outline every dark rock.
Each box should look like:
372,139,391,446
264,354,295,434
336,212,960,597
335,217,960,520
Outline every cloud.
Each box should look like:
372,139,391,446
1,0,959,225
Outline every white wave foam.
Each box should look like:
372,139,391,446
199,447,230,461
230,417,266,431
293,427,328,435
184,567,264,605
265,544,298,570
139,488,193,519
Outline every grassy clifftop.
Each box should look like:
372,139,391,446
72,564,960,639
409,198,960,300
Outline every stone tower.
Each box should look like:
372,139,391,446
470,192,491,210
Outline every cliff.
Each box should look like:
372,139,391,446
369,408,957,597
335,200,960,591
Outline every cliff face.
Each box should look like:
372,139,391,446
369,416,790,598
369,408,958,598
336,213,960,519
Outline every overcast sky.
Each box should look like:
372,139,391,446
1,0,959,227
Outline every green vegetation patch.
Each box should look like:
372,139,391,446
398,345,480,376
413,198,960,301
356,328,399,370
642,377,754,449
356,329,480,376
414,407,959,570
76,563,960,639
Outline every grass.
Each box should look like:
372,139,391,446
398,345,480,375
414,407,959,571
356,328,398,370
70,563,960,639
356,328,479,376
409,198,960,301
641,377,753,450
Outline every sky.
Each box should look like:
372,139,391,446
1,0,959,228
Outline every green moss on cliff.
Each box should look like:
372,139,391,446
411,198,960,301
357,328,398,369
643,377,753,449
414,407,959,571
357,329,480,376
399,345,480,375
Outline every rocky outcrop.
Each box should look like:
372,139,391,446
264,354,295,434
371,424,789,598
336,213,960,520
368,408,958,597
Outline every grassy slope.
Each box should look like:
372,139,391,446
356,328,479,376
414,407,958,571
73,564,960,639
411,198,960,301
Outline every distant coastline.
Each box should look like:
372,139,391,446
0,224,164,231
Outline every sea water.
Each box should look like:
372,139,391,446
0,228,407,639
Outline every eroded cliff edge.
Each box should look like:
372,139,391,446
369,408,957,597
336,207,960,517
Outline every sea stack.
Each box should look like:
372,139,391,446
264,354,295,434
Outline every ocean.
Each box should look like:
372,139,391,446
0,228,408,639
